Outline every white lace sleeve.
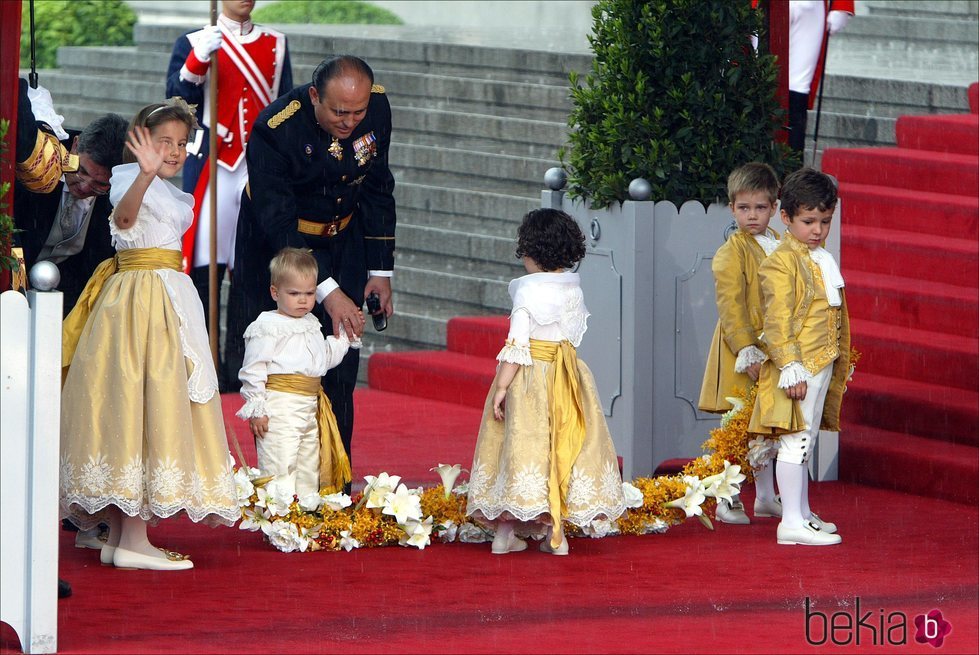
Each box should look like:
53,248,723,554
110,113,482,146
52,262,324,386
735,345,768,372
323,331,353,371
236,333,274,420
497,308,532,365
778,361,813,389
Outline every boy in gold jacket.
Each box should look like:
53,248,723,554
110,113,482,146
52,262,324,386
699,162,782,525
749,168,850,547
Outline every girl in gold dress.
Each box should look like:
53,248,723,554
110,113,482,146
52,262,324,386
467,209,627,556
59,99,239,570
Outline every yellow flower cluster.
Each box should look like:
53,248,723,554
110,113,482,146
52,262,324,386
683,384,757,482
615,475,690,535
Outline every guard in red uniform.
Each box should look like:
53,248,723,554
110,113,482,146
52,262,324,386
165,0,292,388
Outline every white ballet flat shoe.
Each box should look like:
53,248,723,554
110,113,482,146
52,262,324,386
776,521,842,546
716,499,750,525
807,513,837,534
754,496,783,518
112,546,194,571
539,535,569,555
491,532,528,555
100,545,116,566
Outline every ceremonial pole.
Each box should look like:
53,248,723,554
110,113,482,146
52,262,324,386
207,0,219,366
810,30,831,167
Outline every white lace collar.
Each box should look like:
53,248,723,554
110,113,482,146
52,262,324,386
243,311,323,339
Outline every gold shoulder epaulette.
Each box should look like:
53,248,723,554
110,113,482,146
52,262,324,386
15,130,75,194
371,84,385,94
268,100,301,129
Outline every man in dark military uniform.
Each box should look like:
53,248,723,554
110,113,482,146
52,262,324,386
234,55,395,469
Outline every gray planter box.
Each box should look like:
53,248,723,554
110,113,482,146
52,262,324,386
542,180,841,482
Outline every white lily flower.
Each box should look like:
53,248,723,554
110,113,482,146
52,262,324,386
456,522,492,543
642,518,670,534
401,516,434,550
265,521,305,553
621,481,645,508
253,485,269,509
298,492,323,512
452,480,470,495
363,472,401,509
701,461,747,503
439,519,458,542
430,463,467,499
664,475,707,518
382,483,423,524
264,479,294,518
322,492,353,511
339,529,360,552
239,506,271,532
233,468,256,506
581,518,618,538
746,436,779,469
720,396,746,427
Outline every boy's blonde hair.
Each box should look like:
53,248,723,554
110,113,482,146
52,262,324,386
727,162,780,205
269,247,318,287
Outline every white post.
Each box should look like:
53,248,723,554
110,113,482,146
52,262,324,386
0,267,63,654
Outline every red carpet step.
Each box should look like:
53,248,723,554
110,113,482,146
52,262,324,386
838,182,978,242
844,371,979,447
849,317,978,391
822,147,978,197
445,315,509,358
369,349,495,409
845,271,979,339
842,225,978,287
896,113,979,155
840,425,979,505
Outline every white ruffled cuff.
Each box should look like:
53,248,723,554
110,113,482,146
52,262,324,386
236,395,268,420
734,345,768,372
777,362,812,389
496,340,532,366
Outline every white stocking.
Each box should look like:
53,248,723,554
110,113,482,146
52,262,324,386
754,462,777,504
105,508,122,548
776,460,807,529
800,467,813,520
117,513,164,558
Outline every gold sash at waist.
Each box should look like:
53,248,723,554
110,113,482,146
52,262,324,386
62,248,184,371
266,373,352,494
529,339,585,550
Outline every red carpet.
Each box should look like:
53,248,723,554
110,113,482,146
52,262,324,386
2,482,975,654
822,88,979,506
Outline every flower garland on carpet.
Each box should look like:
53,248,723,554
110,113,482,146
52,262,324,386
235,348,860,552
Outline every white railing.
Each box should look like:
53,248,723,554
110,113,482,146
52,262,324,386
1,263,63,654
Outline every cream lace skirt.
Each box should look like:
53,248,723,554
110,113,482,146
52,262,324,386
60,268,239,529
467,359,627,527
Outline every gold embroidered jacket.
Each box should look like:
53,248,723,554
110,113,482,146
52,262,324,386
748,232,851,435
699,229,775,413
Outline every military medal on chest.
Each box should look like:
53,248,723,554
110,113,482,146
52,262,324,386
328,137,343,161
353,132,377,166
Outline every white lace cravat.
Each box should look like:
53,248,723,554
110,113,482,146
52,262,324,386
809,247,845,307
754,233,779,256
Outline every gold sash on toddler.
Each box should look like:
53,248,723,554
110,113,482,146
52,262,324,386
266,373,352,495
62,248,183,370
529,338,585,550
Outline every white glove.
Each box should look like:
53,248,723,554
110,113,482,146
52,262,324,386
826,10,852,35
192,25,223,62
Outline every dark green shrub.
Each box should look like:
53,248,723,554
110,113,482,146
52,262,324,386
252,1,403,24
20,0,136,70
561,0,796,208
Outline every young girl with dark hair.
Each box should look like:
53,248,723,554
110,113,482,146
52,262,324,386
60,98,239,571
467,208,627,556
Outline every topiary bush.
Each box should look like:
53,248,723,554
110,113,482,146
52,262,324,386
19,0,136,70
252,0,403,24
560,0,796,208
